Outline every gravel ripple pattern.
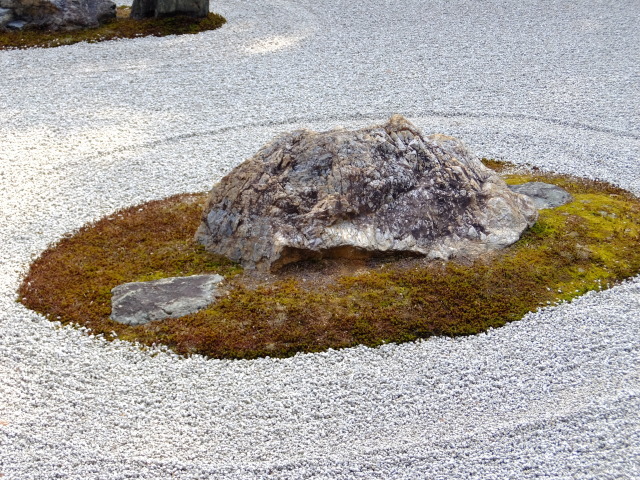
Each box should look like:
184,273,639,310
1,0,639,478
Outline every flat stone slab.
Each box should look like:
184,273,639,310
110,274,224,326
508,182,573,209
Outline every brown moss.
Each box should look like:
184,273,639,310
0,8,225,50
480,158,517,172
19,166,640,359
19,193,241,341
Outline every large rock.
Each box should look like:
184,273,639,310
0,0,115,31
196,115,539,271
130,0,208,19
110,274,224,326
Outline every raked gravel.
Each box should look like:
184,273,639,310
1,0,639,478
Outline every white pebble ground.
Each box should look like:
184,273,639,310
1,0,639,478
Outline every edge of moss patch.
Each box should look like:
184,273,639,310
18,163,640,359
0,8,226,50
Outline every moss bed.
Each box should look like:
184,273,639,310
19,161,640,359
0,7,225,50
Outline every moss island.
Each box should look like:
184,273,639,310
0,7,225,50
19,161,640,359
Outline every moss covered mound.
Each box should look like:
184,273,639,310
19,162,640,359
0,7,225,50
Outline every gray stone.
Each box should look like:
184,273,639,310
508,182,573,209
131,0,208,19
110,274,224,326
196,115,539,271
0,0,115,31
130,0,154,19
155,0,208,17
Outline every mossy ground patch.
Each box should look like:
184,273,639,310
0,7,225,50
19,161,640,359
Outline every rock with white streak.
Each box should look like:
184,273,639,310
196,115,538,271
110,274,224,326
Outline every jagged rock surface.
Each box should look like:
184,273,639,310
196,115,539,271
110,274,224,326
509,182,573,209
0,0,115,31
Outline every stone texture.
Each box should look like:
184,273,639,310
508,182,573,209
0,0,115,31
131,0,208,19
196,115,539,271
110,274,224,326
0,7,13,27
130,0,154,19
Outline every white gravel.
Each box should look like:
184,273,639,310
1,0,639,478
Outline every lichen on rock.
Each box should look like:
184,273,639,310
196,115,538,271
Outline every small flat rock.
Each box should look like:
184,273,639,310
110,274,224,326
131,0,209,19
508,182,573,209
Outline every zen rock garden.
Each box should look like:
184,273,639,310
109,115,572,326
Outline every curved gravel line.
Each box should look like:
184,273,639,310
1,1,639,478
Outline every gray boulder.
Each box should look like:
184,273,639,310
110,274,224,326
508,182,573,209
130,0,208,19
196,115,539,271
0,0,115,31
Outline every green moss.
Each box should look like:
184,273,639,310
19,165,640,360
0,8,226,50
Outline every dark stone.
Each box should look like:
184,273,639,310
130,0,208,19
508,182,573,209
130,0,155,19
110,274,224,326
